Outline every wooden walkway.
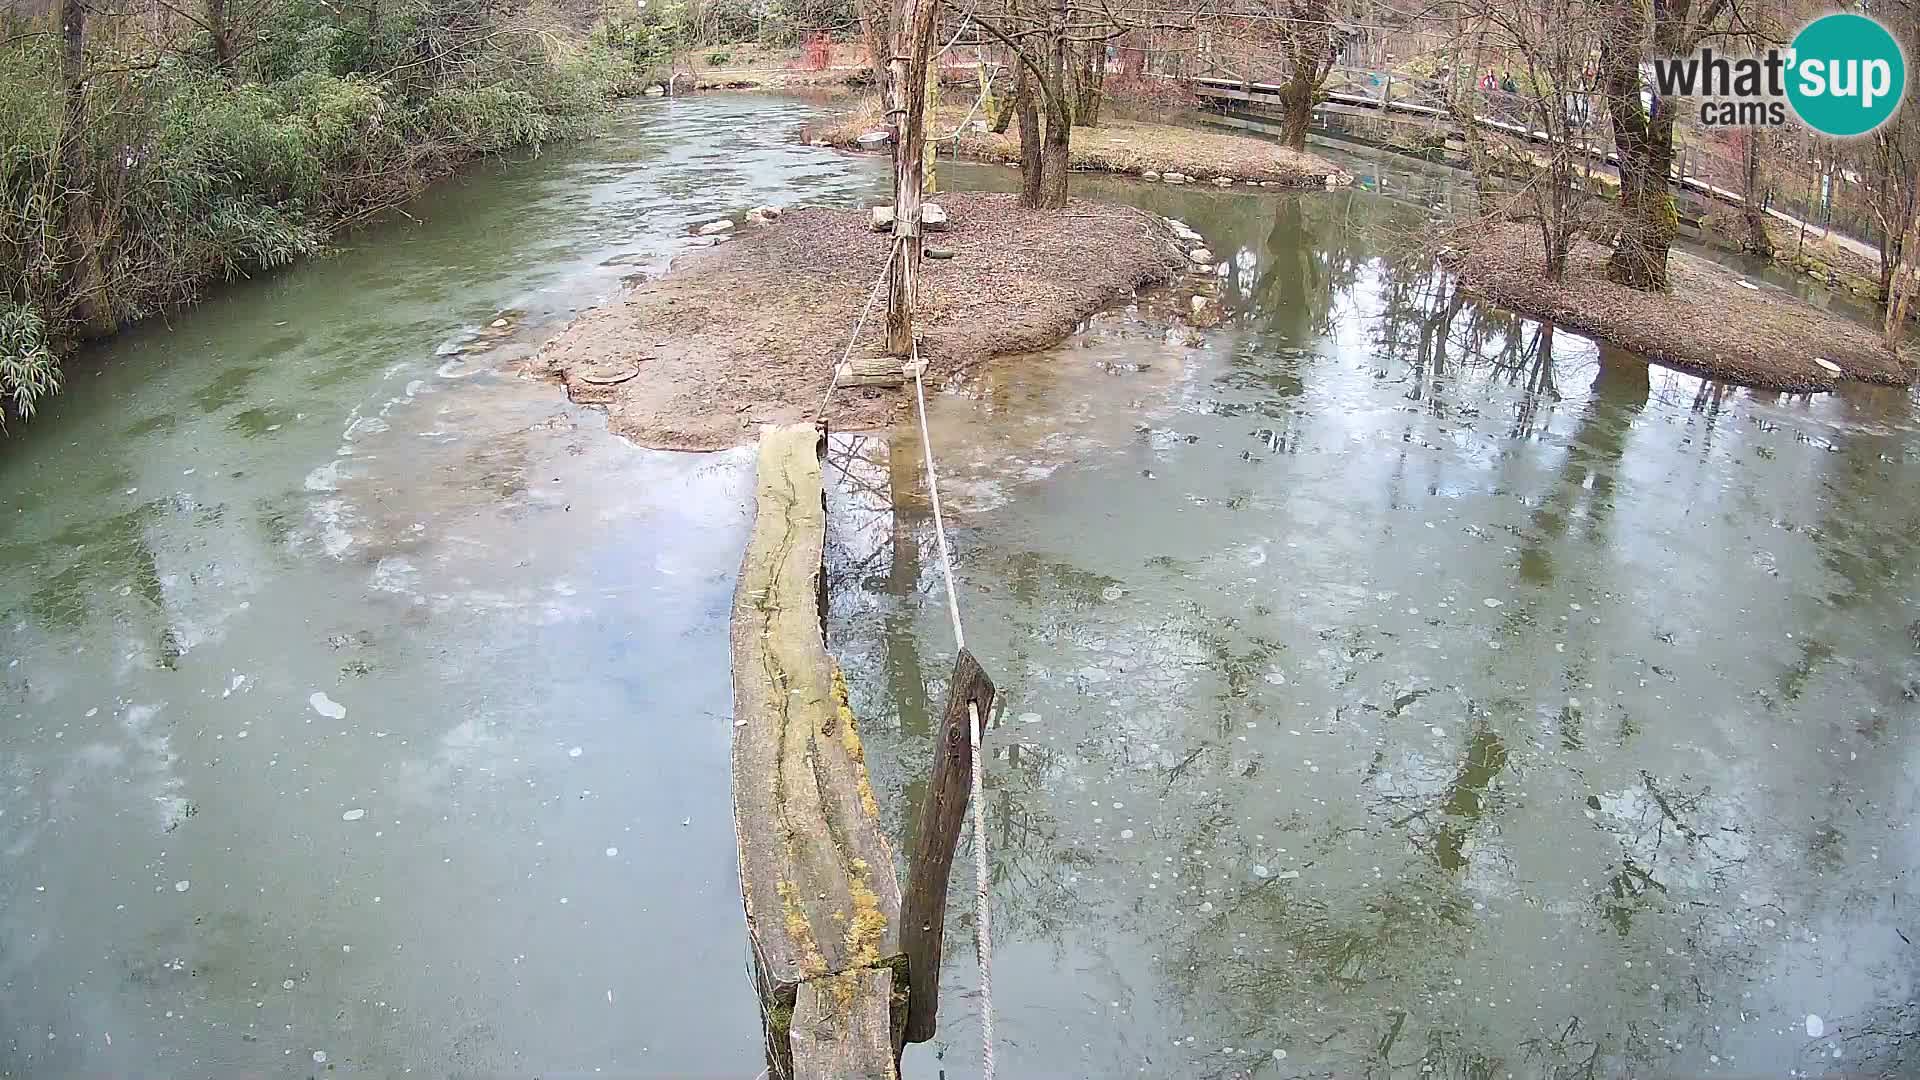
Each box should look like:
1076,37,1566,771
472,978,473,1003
1189,71,1871,256
731,424,903,1079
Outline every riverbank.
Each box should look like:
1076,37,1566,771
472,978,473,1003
1447,223,1912,391
809,98,1351,188
0,17,637,426
537,192,1192,449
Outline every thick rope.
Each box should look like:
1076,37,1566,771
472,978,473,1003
967,699,994,1080
910,340,966,653
910,339,993,1080
815,245,901,421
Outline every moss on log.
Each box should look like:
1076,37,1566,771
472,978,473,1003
731,423,903,1079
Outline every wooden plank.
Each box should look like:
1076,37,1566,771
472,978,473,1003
730,423,904,1073
899,647,997,1043
835,355,928,388
791,969,899,1080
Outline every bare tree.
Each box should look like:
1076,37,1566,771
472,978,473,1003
964,0,1183,208
1451,0,1605,280
1267,0,1340,151
1596,0,1739,289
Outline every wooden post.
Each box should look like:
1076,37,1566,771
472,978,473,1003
899,648,996,1044
885,0,940,357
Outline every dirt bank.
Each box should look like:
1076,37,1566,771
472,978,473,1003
809,99,1350,189
1447,223,1912,392
535,193,1192,450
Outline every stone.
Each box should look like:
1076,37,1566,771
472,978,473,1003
921,202,949,232
1213,176,1234,186
579,365,639,386
1189,247,1214,264
925,246,956,260
870,205,894,232
1811,356,1843,375
1163,172,1188,184
1143,171,1161,181
752,205,783,222
697,219,735,236
856,130,892,149
643,84,665,97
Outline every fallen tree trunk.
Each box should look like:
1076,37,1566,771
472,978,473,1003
731,424,905,1079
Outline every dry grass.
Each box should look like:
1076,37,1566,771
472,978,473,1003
809,98,1349,188
536,193,1189,450
1447,223,1912,391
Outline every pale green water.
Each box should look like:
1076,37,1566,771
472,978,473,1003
0,94,883,1077
832,177,1920,1079
3,94,1917,1080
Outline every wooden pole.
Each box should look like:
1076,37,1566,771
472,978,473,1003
924,46,939,195
899,647,996,1044
885,0,940,356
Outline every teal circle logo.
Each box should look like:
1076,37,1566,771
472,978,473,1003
1787,13,1905,137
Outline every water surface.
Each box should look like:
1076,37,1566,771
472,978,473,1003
833,171,1920,1080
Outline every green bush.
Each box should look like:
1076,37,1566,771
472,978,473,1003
707,50,733,66
0,305,57,424
0,4,637,426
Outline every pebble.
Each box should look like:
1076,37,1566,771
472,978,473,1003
1806,1014,1824,1038
342,809,366,822
173,880,190,892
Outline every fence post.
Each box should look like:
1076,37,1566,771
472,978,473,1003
899,648,997,1044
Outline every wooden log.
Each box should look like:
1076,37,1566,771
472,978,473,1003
899,648,997,1044
885,0,940,356
731,423,904,1076
792,969,899,1080
835,355,927,388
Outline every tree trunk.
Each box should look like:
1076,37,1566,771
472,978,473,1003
883,0,938,356
1073,41,1105,126
1034,0,1071,208
1886,211,1919,348
1014,66,1043,206
1277,67,1314,150
858,0,891,90
1739,131,1773,256
1276,5,1331,153
207,0,233,73
1599,0,1674,291
1038,109,1069,207
60,0,113,339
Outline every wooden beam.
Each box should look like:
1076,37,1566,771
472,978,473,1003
899,647,996,1043
731,424,904,1077
792,969,899,1080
